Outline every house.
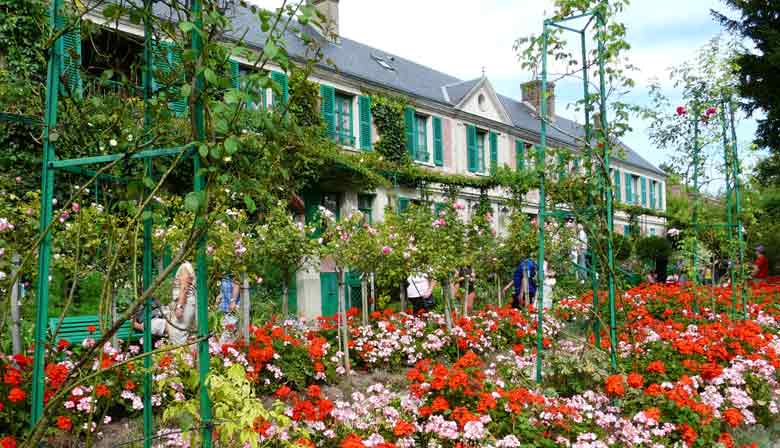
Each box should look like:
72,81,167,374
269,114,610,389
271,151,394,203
74,0,667,319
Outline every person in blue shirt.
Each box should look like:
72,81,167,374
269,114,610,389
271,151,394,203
503,259,537,309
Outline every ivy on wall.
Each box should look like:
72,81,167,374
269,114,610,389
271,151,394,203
368,93,409,164
288,69,323,129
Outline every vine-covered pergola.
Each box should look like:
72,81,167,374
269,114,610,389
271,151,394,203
20,0,214,447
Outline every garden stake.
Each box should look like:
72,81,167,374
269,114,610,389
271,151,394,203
728,99,747,320
361,275,368,325
535,21,549,384
10,253,22,355
241,272,250,340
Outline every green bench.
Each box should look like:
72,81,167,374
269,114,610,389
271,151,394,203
49,315,142,345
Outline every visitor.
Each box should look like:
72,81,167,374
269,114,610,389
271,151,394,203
503,258,537,309
752,245,769,281
131,298,167,343
168,261,197,345
407,272,435,314
542,259,555,309
456,266,476,314
218,274,241,343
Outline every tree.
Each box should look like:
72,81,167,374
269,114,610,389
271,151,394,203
713,1,780,151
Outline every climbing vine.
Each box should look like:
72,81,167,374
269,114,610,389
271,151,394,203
368,93,409,164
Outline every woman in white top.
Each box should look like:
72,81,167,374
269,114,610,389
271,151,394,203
407,273,435,314
168,261,197,345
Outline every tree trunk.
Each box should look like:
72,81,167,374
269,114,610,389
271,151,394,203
10,254,22,355
337,270,352,382
370,273,376,313
360,276,368,325
444,276,453,330
241,272,250,340
400,282,407,313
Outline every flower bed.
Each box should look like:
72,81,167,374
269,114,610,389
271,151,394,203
3,282,780,447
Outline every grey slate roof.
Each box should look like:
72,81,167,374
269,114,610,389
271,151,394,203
148,3,664,177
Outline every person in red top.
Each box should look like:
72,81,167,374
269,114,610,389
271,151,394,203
752,245,769,280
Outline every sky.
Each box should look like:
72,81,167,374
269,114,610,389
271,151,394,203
248,0,759,189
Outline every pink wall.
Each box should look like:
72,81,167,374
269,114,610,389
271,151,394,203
443,118,453,170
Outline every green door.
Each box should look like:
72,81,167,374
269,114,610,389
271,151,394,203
345,271,363,310
320,272,338,317
287,275,297,315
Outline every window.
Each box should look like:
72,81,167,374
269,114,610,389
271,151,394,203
623,224,631,235
358,194,373,224
624,173,633,203
334,93,354,146
476,130,486,173
415,114,428,162
650,228,656,236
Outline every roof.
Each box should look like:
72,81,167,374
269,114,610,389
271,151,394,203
148,2,665,177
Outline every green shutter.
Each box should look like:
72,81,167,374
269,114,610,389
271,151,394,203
625,173,633,203
168,44,187,116
320,272,338,317
640,177,647,206
649,181,656,209
613,170,621,202
320,85,336,139
658,184,664,209
404,106,416,157
398,197,410,213
358,95,372,150
59,19,82,97
432,117,443,166
467,125,477,173
515,140,524,170
272,71,289,106
489,131,498,174
229,59,240,89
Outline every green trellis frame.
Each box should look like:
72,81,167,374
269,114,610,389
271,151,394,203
23,1,214,447
536,9,619,382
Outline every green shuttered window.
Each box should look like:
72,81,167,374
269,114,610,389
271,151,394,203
625,173,633,203
432,117,443,166
515,140,524,170
59,18,82,97
320,84,336,139
649,180,656,209
467,125,477,173
271,71,289,106
489,131,498,173
640,177,647,206
334,93,354,145
358,95,372,150
404,106,416,157
613,170,622,202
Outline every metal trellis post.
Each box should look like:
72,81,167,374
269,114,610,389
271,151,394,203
535,22,549,384
31,0,63,427
596,12,618,372
691,106,701,314
142,1,155,445
719,99,737,319
728,100,747,319
191,0,213,445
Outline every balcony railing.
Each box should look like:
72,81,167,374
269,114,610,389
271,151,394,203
83,77,141,99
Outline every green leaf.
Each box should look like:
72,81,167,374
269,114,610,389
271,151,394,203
224,137,239,155
184,192,202,212
244,195,256,213
263,41,279,61
143,176,156,189
198,144,209,158
178,21,195,33
204,68,218,86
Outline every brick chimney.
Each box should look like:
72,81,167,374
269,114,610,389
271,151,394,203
521,80,555,122
311,0,340,42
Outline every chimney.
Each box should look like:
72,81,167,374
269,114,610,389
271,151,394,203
521,80,555,122
311,0,340,42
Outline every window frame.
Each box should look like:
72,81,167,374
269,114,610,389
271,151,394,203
334,92,355,147
357,194,374,224
476,129,487,173
414,114,429,162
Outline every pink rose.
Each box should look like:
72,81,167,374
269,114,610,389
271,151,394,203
381,246,392,255
72,203,81,213
676,106,687,116
706,106,717,116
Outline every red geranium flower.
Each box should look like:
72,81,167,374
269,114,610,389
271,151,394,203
393,420,414,437
627,372,644,388
723,408,744,427
87,325,96,333
646,360,666,374
677,423,697,445
718,432,734,448
56,415,73,431
57,339,70,351
0,436,17,448
4,367,23,386
275,385,292,399
8,387,26,403
604,374,625,397
340,434,365,448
